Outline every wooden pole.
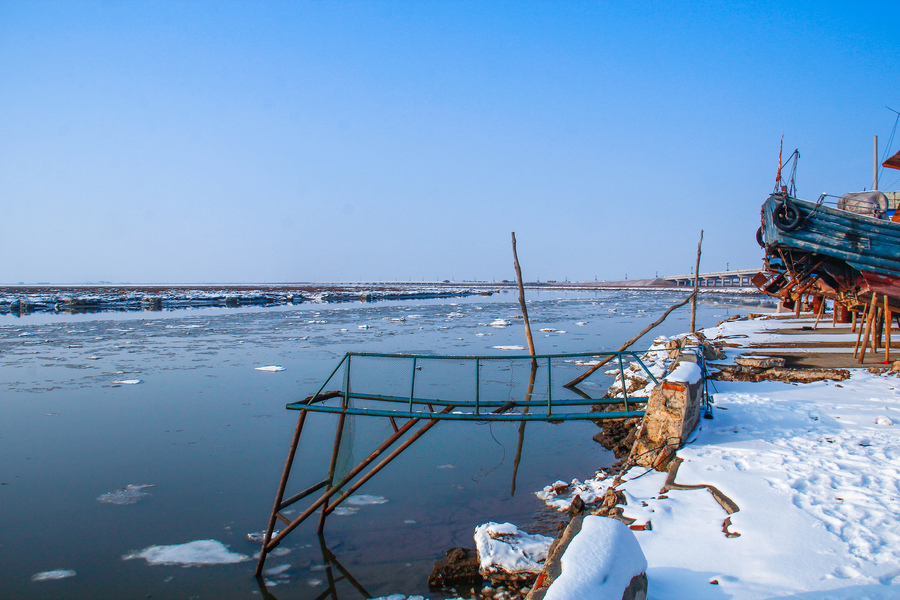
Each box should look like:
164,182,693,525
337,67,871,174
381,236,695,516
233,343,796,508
564,292,695,388
859,294,878,364
874,135,879,191
813,296,826,329
511,233,537,363
885,296,892,363
690,230,703,333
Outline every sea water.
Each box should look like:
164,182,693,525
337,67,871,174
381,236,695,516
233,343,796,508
0,289,770,599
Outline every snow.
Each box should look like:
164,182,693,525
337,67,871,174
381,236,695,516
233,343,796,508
122,539,249,566
473,522,554,578
543,517,646,600
31,569,76,581
541,316,900,599
664,360,702,384
535,475,610,511
254,365,286,372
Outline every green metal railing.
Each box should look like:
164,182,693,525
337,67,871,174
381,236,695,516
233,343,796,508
287,350,660,421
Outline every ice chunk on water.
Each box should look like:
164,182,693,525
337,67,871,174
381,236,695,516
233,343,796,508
98,484,154,505
113,379,142,385
123,539,249,566
345,494,388,506
254,365,286,372
31,569,76,581
489,319,509,327
492,345,524,351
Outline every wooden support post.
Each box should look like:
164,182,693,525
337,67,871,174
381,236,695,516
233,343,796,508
814,296,826,330
852,309,857,333
859,294,878,364
885,296,892,364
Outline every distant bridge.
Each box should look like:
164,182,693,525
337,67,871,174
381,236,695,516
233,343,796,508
660,268,759,288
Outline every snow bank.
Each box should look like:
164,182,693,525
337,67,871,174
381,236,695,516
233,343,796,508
543,517,646,600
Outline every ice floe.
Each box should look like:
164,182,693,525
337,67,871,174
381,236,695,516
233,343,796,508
345,494,388,506
31,569,76,581
123,539,249,566
492,345,524,351
97,483,154,505
113,379,142,385
254,365,285,372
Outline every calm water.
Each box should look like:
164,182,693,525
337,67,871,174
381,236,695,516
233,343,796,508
0,289,769,599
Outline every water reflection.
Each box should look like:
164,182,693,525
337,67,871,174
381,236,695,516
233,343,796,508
257,534,373,600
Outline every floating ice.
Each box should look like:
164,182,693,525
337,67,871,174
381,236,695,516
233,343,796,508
489,319,509,328
492,345,524,351
345,494,388,506
539,328,556,332
254,366,285,372
123,539,249,566
31,569,76,581
98,484,154,505
113,379,142,385
246,530,280,543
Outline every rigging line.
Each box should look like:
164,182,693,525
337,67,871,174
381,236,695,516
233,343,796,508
471,421,507,482
879,110,900,183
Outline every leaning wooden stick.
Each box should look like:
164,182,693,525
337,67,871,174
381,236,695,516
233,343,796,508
564,291,696,388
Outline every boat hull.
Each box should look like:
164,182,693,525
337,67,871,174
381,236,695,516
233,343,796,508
759,194,900,307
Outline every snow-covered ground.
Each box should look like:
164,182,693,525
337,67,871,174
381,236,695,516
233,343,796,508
555,316,900,599
417,315,900,600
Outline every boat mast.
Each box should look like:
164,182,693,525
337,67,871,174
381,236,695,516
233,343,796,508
874,135,879,190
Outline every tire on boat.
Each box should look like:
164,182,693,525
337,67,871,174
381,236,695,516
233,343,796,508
756,226,765,247
773,198,801,232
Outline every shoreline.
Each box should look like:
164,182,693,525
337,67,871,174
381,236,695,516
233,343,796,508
528,311,900,599
0,282,767,316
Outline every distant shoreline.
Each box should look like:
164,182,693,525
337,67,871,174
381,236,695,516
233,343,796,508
0,281,764,316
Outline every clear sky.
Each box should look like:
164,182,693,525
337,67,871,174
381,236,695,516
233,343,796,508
1,1,898,284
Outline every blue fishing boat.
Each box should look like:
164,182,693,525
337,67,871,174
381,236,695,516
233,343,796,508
754,149,900,309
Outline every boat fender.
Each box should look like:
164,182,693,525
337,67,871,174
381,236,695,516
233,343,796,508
773,197,801,232
756,226,765,248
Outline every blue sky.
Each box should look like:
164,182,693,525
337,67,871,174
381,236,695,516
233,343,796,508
1,1,898,284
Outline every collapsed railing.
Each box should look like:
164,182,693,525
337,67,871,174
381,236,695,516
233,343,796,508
255,349,659,576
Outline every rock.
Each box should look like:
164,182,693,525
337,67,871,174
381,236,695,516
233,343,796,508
711,365,849,383
428,547,482,589
567,495,585,516
631,377,703,470
525,516,648,600
734,355,785,368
